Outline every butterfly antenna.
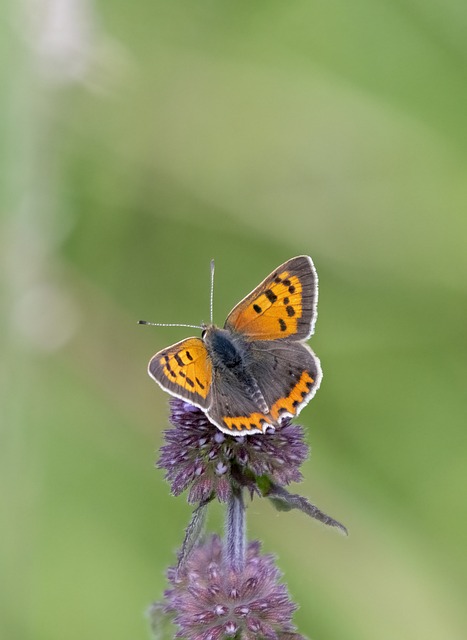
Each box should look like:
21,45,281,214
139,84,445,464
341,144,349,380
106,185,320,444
209,258,215,325
138,320,203,330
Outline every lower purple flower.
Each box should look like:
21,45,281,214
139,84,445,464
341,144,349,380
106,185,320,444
155,534,306,640
158,399,309,503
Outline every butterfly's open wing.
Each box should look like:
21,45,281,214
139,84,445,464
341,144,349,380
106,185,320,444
224,255,318,341
148,337,212,409
248,339,322,422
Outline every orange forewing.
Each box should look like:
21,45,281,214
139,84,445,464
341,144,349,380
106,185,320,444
225,256,316,341
148,337,212,407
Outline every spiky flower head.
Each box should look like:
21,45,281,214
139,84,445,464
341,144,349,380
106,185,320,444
158,399,309,504
151,534,306,640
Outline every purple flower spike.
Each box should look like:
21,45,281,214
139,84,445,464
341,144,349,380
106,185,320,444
155,534,306,640
158,399,309,503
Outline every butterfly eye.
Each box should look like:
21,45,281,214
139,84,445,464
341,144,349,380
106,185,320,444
201,329,207,339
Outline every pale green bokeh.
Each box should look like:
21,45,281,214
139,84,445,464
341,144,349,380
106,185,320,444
2,2,467,639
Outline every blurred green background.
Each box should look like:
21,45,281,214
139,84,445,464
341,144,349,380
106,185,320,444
2,1,467,639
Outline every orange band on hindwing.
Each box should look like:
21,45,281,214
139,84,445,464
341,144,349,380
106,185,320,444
270,371,314,421
221,412,273,434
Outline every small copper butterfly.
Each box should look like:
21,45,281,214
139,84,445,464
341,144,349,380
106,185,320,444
141,256,322,436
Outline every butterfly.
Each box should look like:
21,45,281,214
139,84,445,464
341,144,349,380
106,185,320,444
143,256,322,436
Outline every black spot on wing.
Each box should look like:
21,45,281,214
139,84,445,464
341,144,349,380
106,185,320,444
264,289,278,303
279,318,287,332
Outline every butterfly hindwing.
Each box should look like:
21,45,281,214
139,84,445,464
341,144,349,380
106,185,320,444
148,337,212,409
224,255,318,341
206,367,274,435
205,336,321,436
248,339,322,422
